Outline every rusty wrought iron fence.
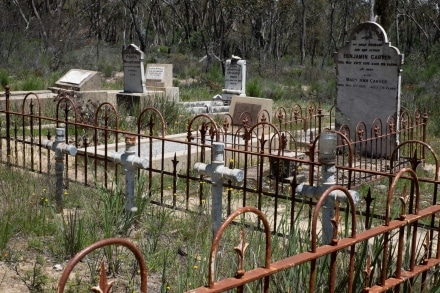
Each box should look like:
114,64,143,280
1,88,439,292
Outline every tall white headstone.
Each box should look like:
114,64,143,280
122,44,146,93
335,21,403,157
222,56,246,104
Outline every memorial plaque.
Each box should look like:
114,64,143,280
146,66,165,81
335,21,403,157
122,44,146,93
145,64,173,88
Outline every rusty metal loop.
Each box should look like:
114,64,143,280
57,238,148,293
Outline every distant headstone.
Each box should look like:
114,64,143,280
222,56,246,105
335,21,403,157
145,64,173,89
55,69,102,91
229,96,273,126
122,44,146,93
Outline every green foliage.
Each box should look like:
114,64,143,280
197,63,223,93
159,45,169,54
263,83,286,101
0,210,13,252
0,69,9,87
20,256,49,292
98,61,114,78
401,49,440,136
247,78,263,97
61,209,86,258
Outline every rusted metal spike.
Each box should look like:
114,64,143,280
223,118,229,132
234,228,249,278
399,185,408,220
331,202,341,245
363,254,372,290
357,128,364,141
91,261,115,293
422,233,430,265
277,110,284,122
410,149,422,170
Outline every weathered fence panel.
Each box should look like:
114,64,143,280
1,89,439,292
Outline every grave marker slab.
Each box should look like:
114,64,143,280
229,96,273,126
335,21,403,157
122,44,146,93
55,69,102,91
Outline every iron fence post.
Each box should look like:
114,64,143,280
42,128,77,212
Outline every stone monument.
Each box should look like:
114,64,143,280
122,44,146,93
221,56,246,105
335,21,403,157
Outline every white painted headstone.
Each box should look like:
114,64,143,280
222,57,246,104
335,21,403,157
122,44,146,93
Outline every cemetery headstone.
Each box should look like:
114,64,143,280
229,96,273,126
122,44,146,93
221,56,246,105
55,69,102,91
335,21,403,157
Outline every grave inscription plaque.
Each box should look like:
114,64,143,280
145,64,173,88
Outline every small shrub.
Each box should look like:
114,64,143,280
159,45,169,54
0,69,9,87
20,76,46,91
61,209,86,258
264,84,286,101
99,62,114,78
247,78,263,97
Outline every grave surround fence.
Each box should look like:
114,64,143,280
1,87,439,292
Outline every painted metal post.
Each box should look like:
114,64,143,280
296,132,359,244
109,135,148,213
42,128,77,212
194,142,244,236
